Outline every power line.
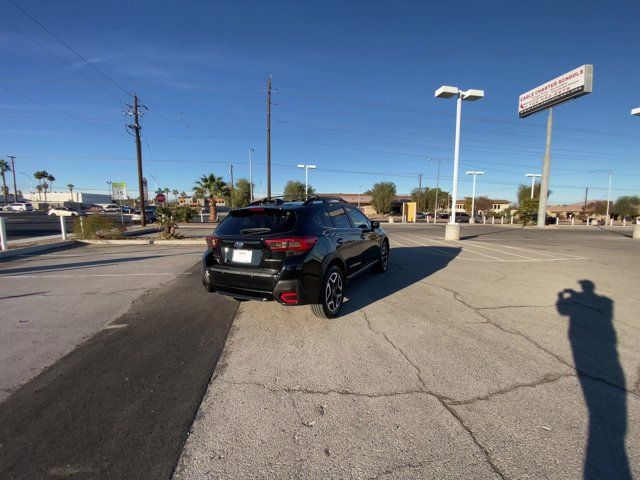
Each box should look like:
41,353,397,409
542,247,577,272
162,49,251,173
8,0,130,97
0,16,124,102
0,85,123,136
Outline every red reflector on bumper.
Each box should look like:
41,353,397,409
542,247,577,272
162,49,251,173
280,292,298,304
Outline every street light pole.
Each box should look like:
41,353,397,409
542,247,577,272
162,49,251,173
606,170,613,225
435,86,484,240
465,171,484,222
297,164,317,198
249,148,255,202
525,173,542,199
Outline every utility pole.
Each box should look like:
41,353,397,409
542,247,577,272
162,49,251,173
127,94,146,226
8,155,17,202
229,164,235,208
537,108,553,228
434,158,442,214
583,187,589,216
266,75,272,198
249,148,254,202
417,174,423,212
606,170,613,225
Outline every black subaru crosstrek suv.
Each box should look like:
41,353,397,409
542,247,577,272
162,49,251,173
202,196,389,318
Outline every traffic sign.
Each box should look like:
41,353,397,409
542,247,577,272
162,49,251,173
112,182,127,200
155,193,166,203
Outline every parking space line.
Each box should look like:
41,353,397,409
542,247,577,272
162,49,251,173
402,234,537,260
462,240,583,259
400,233,507,262
391,234,491,261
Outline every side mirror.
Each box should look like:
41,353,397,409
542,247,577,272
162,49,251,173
370,220,380,229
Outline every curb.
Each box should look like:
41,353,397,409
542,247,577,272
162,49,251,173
77,238,206,246
0,240,78,259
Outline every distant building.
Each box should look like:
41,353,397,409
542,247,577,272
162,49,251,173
23,191,112,208
548,202,598,218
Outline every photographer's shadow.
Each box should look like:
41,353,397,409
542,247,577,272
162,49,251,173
557,281,631,479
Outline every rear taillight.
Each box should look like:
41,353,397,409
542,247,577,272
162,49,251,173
265,236,318,254
205,235,220,249
279,292,299,304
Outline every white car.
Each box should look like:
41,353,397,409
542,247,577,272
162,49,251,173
48,207,84,217
102,204,121,212
7,202,34,212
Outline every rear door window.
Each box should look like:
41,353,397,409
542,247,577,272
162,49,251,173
327,206,352,229
216,209,297,236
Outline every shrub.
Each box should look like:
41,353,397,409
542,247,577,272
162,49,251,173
174,205,195,223
73,214,123,239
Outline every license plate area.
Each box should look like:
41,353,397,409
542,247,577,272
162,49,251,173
232,249,253,263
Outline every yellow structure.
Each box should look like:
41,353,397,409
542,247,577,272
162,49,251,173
403,202,417,223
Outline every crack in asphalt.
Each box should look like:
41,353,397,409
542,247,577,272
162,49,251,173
433,285,639,398
219,379,428,399
447,373,574,406
357,308,507,480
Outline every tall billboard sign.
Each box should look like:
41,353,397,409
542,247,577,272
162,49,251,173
518,65,593,118
142,178,148,201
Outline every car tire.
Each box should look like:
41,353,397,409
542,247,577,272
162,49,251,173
374,240,389,273
311,265,344,319
202,268,215,293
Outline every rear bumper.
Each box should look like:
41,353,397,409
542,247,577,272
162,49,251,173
203,264,318,305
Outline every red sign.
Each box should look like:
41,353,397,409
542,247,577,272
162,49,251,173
155,193,166,203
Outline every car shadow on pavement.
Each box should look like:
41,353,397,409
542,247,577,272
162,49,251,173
342,246,461,313
557,281,632,479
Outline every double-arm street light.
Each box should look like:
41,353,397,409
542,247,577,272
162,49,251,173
435,85,484,240
297,164,316,197
465,171,484,222
525,173,542,199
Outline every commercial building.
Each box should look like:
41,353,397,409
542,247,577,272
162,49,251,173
23,191,112,208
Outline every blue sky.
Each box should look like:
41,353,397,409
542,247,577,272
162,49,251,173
1,0,639,203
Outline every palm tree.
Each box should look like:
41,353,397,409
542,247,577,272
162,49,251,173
172,189,179,204
35,184,43,201
192,173,229,221
34,170,50,200
67,183,75,201
42,182,50,201
0,159,11,205
47,174,56,193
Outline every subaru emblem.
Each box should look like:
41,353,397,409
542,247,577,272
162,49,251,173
234,241,244,248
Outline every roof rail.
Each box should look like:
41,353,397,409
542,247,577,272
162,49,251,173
248,197,286,206
303,195,346,205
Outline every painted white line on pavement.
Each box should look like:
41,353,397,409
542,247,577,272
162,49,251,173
392,234,491,262
404,233,537,260
399,234,507,262
461,239,583,259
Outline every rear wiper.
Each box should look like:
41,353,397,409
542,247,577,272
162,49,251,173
239,227,271,235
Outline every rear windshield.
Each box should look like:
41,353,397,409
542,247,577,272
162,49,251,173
216,209,297,236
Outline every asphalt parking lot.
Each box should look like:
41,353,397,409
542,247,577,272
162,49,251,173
1,225,638,479
175,224,639,479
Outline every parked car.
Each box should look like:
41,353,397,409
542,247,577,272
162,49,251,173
436,213,450,219
48,206,85,217
530,214,555,225
131,207,157,223
7,202,34,212
202,196,389,318
102,204,121,212
455,212,471,223
121,205,134,214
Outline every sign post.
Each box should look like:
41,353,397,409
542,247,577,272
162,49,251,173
112,182,127,226
518,65,593,228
